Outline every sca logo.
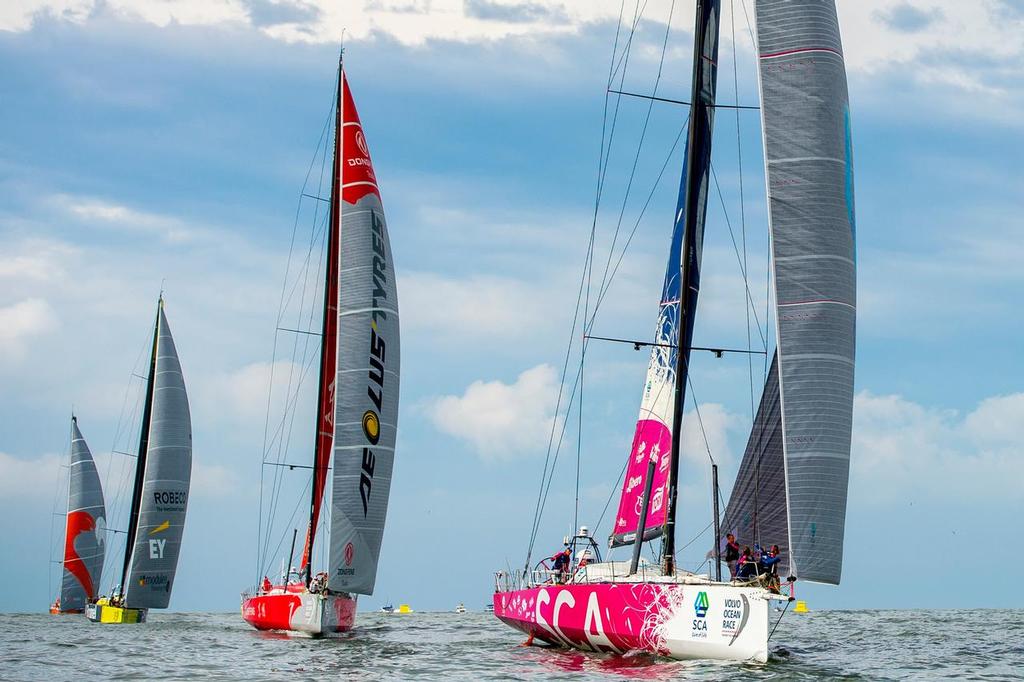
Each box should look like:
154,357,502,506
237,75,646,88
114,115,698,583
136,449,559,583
694,591,709,618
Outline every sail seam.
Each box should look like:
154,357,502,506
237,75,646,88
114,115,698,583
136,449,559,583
759,47,842,60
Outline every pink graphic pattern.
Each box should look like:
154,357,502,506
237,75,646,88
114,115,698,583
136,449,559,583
613,419,672,542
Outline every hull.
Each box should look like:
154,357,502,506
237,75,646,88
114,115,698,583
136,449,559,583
241,591,356,637
494,582,772,663
86,602,147,624
50,606,83,615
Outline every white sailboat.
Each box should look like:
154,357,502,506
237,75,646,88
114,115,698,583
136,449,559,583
493,0,856,663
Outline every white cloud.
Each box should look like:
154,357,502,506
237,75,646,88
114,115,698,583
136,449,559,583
4,0,1021,99
0,298,59,357
0,451,61,499
52,194,200,243
426,363,562,459
680,402,736,467
852,390,1024,501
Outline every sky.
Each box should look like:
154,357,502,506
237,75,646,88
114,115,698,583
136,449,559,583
1,0,1022,615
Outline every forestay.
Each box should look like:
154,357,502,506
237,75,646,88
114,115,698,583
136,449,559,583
327,72,400,595
755,0,856,584
124,305,193,608
60,418,106,611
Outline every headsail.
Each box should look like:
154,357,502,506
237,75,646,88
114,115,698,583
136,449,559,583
609,215,682,548
720,354,790,577
59,417,106,611
123,301,193,607
327,71,400,595
754,0,856,584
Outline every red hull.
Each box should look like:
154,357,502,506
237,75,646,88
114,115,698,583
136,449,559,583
242,587,356,636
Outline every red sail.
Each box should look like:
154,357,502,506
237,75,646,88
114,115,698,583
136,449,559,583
341,73,380,204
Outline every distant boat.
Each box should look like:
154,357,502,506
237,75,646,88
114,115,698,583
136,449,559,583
397,604,412,614
50,416,106,615
454,603,466,614
240,51,401,638
87,296,192,624
483,604,494,614
492,0,856,664
380,604,395,614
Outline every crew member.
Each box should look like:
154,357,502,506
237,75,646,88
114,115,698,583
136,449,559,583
724,533,740,578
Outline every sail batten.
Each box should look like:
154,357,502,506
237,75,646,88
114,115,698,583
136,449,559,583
326,71,400,596
753,0,856,585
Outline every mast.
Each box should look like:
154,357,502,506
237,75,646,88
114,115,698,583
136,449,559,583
303,48,344,587
120,296,161,596
663,0,721,575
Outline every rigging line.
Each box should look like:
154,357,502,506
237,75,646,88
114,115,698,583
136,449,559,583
608,0,652,89
262,472,314,580
590,113,689,321
592,0,677,334
259,86,335,578
262,149,332,573
730,0,756,423
529,112,689,555
675,519,714,558
526,0,631,566
768,599,791,641
524,213,596,563
709,161,768,349
608,89,760,110
590,457,629,543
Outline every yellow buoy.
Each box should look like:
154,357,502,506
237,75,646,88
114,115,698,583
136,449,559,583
397,604,413,613
793,600,808,613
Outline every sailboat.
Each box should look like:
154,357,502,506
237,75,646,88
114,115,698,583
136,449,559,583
50,416,106,615
493,0,855,663
87,296,193,624
241,54,401,637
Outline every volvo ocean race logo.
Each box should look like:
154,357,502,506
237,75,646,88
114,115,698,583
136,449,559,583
360,210,389,517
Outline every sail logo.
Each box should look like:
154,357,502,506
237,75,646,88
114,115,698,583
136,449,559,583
650,486,664,513
343,542,355,567
149,538,166,559
694,591,709,618
360,210,389,518
355,130,369,156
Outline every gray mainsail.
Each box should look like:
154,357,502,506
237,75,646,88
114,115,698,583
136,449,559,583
123,301,192,608
58,417,106,611
755,0,856,584
327,71,400,596
720,354,790,577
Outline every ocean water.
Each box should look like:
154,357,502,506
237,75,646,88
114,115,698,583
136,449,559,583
3,609,1021,680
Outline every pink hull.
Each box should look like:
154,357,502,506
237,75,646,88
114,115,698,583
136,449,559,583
242,589,356,636
493,582,771,662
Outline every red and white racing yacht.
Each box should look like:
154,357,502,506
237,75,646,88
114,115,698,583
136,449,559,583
494,0,856,664
242,51,401,637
